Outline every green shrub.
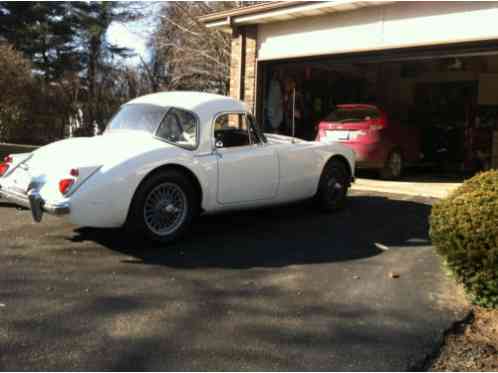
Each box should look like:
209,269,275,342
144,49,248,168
430,170,498,308
451,170,498,196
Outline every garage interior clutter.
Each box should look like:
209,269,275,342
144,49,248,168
261,53,498,176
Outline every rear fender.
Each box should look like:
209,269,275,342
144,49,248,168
1,152,33,178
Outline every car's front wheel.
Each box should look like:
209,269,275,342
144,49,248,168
128,170,197,243
315,159,350,212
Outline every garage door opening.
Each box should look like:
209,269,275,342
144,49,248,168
258,45,498,178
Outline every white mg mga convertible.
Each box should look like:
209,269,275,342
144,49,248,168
0,92,355,242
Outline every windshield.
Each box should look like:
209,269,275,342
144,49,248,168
106,104,168,134
325,107,380,123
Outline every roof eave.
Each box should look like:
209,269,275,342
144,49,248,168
200,1,396,31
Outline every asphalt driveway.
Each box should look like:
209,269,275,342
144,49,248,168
0,191,468,371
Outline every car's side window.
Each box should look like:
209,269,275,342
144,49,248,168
156,107,198,149
213,113,252,148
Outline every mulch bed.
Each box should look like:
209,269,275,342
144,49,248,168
431,307,498,371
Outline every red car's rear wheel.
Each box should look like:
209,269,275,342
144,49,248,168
381,150,403,180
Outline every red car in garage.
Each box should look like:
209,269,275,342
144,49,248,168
316,104,420,179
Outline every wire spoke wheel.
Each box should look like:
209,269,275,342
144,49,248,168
325,167,347,205
143,182,188,237
316,159,349,212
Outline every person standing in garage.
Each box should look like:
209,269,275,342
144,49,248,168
266,69,284,134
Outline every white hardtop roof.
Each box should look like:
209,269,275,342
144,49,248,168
127,91,247,114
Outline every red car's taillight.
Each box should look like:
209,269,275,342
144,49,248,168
369,117,387,131
369,124,383,131
0,155,13,177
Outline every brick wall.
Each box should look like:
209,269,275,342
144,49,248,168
229,26,258,114
243,26,258,114
229,29,242,101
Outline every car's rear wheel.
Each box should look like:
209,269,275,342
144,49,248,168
381,150,403,180
127,170,197,243
315,159,350,212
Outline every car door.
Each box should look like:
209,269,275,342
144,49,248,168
214,112,279,204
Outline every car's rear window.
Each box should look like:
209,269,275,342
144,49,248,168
106,104,168,134
325,107,380,123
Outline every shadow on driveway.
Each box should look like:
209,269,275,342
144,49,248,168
70,194,433,269
1,192,469,371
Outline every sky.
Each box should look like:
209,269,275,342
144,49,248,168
107,21,150,64
106,2,162,65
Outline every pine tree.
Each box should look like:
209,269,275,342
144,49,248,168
0,2,80,81
70,1,142,131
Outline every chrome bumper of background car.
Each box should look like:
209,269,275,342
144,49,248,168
0,186,70,222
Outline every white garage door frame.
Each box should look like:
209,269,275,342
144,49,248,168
257,2,498,62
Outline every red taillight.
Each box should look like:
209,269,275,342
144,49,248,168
0,155,12,177
59,168,79,195
0,162,9,177
369,116,387,131
369,124,383,131
59,179,75,195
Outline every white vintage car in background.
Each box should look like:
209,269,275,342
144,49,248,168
0,92,355,243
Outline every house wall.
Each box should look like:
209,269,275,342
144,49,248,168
229,29,242,101
229,26,258,113
257,2,498,61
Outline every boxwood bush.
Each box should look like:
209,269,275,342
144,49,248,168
430,170,498,308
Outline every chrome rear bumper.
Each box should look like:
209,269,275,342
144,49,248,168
0,186,70,221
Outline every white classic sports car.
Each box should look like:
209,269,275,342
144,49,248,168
0,92,355,242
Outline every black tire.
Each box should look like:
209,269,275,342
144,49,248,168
315,159,350,212
380,150,403,180
126,169,198,243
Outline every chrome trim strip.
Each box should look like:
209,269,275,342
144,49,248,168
0,187,31,209
65,166,102,198
0,187,70,217
2,153,33,178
